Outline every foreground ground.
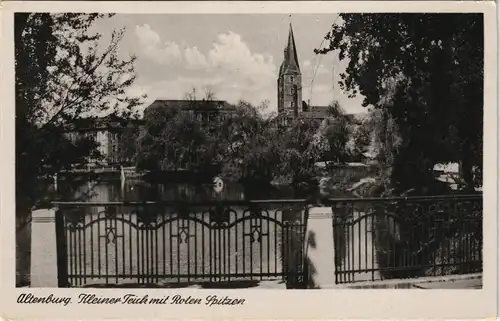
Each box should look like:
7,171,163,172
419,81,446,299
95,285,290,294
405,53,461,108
412,278,482,289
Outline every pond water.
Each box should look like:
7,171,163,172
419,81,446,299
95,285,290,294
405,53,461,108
57,177,333,203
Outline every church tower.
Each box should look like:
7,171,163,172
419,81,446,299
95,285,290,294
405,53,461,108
277,23,302,118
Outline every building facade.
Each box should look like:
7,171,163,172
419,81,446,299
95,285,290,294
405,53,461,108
143,99,237,124
66,114,144,167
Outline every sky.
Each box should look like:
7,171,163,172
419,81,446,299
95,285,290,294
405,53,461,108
92,14,367,115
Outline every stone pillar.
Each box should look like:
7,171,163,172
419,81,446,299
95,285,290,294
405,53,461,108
30,208,58,287
303,207,336,288
16,215,32,287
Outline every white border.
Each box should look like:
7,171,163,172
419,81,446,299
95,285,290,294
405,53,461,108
0,1,497,319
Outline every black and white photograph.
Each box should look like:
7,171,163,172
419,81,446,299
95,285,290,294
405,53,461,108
13,9,488,291
2,2,497,318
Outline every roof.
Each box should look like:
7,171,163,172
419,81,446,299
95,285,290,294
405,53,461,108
302,105,331,120
302,111,330,120
302,104,369,121
309,106,328,112
279,23,300,77
65,114,144,132
144,99,236,114
433,163,460,173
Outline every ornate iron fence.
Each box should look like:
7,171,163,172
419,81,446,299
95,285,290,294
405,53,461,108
54,200,309,288
329,194,483,284
52,194,483,288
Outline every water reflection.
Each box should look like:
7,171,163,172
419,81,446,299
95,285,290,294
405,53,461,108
58,178,325,203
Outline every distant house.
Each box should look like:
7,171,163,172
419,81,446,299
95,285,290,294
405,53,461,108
65,114,144,167
301,105,331,121
300,103,368,122
433,163,461,189
143,99,237,124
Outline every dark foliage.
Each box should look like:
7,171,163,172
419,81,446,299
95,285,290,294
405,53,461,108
16,13,144,213
316,13,483,194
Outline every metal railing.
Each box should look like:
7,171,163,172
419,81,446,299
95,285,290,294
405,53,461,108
52,194,483,288
329,194,482,284
54,200,309,288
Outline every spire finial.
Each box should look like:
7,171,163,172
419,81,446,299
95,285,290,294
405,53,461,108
283,18,300,73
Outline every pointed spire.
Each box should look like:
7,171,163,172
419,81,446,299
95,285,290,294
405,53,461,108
280,22,300,76
287,22,299,65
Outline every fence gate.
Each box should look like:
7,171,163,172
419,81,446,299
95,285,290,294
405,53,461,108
55,201,309,288
331,195,483,284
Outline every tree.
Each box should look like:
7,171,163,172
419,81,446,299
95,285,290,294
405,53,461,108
184,87,197,100
204,88,217,101
316,13,483,193
326,100,346,118
16,13,144,209
136,98,354,189
136,103,217,172
322,118,351,164
274,116,325,186
217,101,279,184
351,117,373,159
183,86,217,101
321,101,352,164
118,118,143,166
15,13,143,285
219,100,331,187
